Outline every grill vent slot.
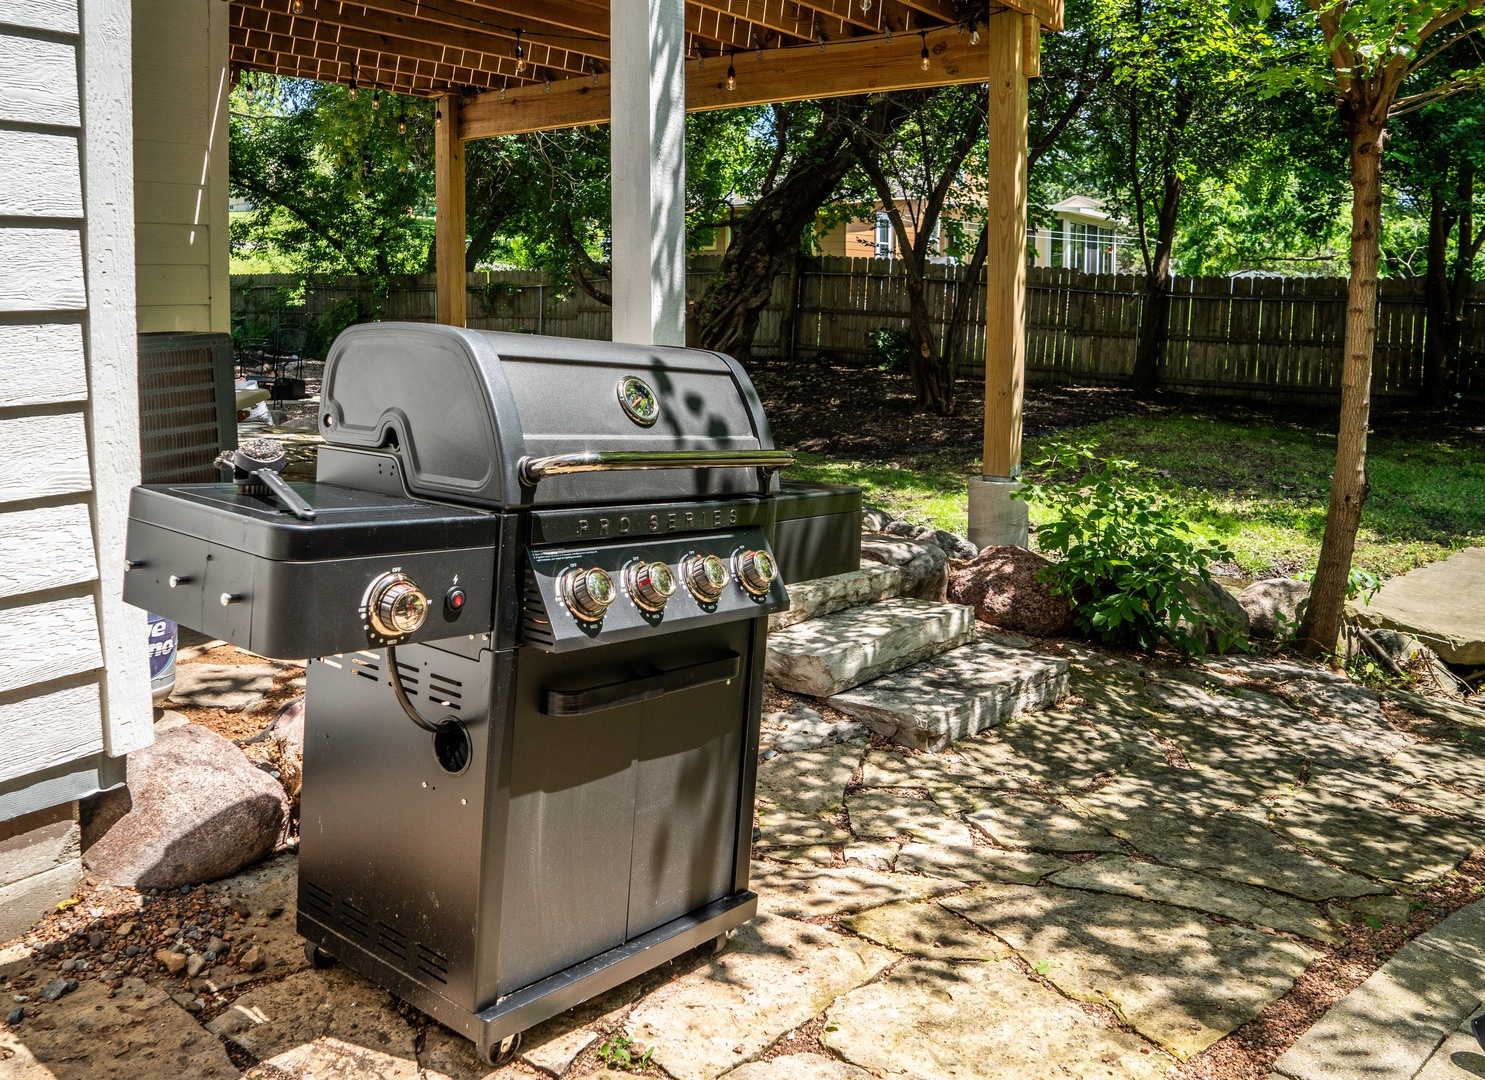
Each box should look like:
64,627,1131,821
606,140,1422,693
340,900,370,938
521,569,555,647
376,922,408,961
301,880,333,921
415,943,449,984
350,655,381,682
427,672,463,710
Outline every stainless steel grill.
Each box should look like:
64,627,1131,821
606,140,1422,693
123,324,814,1064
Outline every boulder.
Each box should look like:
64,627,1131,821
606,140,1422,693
947,546,1073,638
80,724,289,890
1175,577,1251,652
1239,578,1311,639
879,520,977,561
861,504,896,532
860,533,948,601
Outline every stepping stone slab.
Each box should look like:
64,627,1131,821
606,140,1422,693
1141,709,1308,781
827,638,1070,751
519,1027,598,1077
752,861,959,918
206,966,420,1079
768,565,902,631
765,598,975,697
167,662,283,711
945,884,1317,1060
843,899,1009,959
968,793,1123,853
822,958,1170,1080
1391,739,1485,790
725,1054,879,1080
1349,546,1485,665
844,789,970,845
956,708,1167,791
859,748,985,789
1103,807,1385,901
1272,898,1485,1080
1049,853,1344,944
0,975,238,1080
1264,789,1485,883
754,740,863,847
1387,689,1485,732
1066,668,1167,721
625,912,894,1080
762,704,865,752
1401,781,1485,821
1411,1010,1485,1080
1072,763,1265,822
895,841,1070,885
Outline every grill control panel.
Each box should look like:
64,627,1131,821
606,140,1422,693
523,526,788,652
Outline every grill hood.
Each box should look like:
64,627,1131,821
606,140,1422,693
320,324,779,509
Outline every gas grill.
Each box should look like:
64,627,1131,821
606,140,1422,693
122,324,799,1064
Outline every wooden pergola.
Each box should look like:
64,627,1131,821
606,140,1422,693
228,0,1062,545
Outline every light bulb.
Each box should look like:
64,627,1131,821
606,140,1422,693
514,31,526,73
861,0,870,9
434,107,442,125
970,23,980,44
290,0,302,12
371,90,380,109
397,117,407,134
725,57,736,90
348,80,358,100
920,32,929,69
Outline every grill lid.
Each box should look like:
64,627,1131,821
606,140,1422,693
319,325,780,508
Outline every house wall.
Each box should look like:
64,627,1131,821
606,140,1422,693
132,0,230,333
0,0,152,927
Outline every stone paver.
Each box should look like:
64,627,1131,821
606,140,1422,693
761,703,865,753
754,740,863,847
1350,546,1485,665
1049,854,1344,944
166,662,284,711
1273,897,1485,1080
724,1053,882,1080
752,861,959,918
823,958,1170,1080
844,789,969,845
1265,788,1485,883
1391,738,1485,790
894,841,1070,884
968,793,1123,853
1388,690,1485,732
945,884,1316,1059
769,566,902,631
626,913,893,1080
955,708,1166,790
1073,762,1265,821
842,899,1009,960
207,966,420,1078
765,598,975,696
1412,1009,1485,1080
0,976,238,1079
827,637,1069,750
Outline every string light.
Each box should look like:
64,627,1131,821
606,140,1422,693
919,31,929,70
970,19,980,44
815,24,826,51
860,0,870,10
397,109,407,134
725,52,736,90
885,25,893,43
371,89,380,109
514,29,526,73
290,0,303,13
434,106,442,125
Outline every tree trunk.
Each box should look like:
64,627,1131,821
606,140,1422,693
1129,176,1181,391
1422,184,1454,408
938,224,992,407
1297,108,1386,658
695,98,869,360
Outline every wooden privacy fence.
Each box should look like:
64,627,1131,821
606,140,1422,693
231,258,1485,403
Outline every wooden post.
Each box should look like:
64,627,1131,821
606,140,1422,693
968,8,1030,549
434,92,466,327
610,0,687,346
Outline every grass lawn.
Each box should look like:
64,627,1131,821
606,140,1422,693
790,413,1485,581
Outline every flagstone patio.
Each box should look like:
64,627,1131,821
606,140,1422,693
5,644,1485,1079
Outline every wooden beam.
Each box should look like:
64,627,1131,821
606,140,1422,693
1023,13,1041,77
345,0,610,62
461,31,989,140
230,42,480,94
435,93,467,327
981,8,1026,480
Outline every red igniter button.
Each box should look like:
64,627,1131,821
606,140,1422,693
445,586,466,613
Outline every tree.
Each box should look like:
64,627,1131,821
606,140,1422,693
1084,0,1265,389
1237,0,1485,656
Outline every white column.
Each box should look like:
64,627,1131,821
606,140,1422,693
610,0,686,346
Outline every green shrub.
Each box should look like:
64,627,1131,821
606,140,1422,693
1015,443,1240,656
865,328,911,372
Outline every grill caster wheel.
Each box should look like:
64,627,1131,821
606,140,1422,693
709,931,732,955
484,1032,522,1066
304,942,338,969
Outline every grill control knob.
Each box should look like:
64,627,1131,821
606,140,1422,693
682,554,730,603
735,549,778,596
627,560,677,612
369,574,428,637
561,567,615,623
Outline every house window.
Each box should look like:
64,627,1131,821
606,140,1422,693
874,212,893,259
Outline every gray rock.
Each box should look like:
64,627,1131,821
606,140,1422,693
726,1053,879,1080
1239,578,1311,639
860,533,949,601
947,884,1315,1060
947,545,1074,637
768,565,902,632
860,504,896,532
1386,689,1485,731
828,636,1069,751
761,703,866,753
844,790,969,845
80,724,289,890
39,978,77,1002
765,598,975,697
933,529,979,560
165,663,283,712
5,1006,22,1025
1350,547,1485,665
823,958,1170,1080
967,794,1122,853
1174,576,1251,652
842,900,1009,959
626,913,894,1080
519,1026,597,1076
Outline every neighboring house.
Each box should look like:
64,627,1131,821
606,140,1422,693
0,0,232,940
1028,195,1130,274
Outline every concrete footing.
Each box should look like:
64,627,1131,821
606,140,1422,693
0,803,82,942
967,476,1029,550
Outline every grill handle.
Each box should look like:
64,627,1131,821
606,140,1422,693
540,653,741,716
518,450,795,486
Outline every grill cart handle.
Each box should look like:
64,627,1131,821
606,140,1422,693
518,450,795,486
541,653,741,715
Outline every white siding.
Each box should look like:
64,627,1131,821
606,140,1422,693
0,131,83,218
0,683,104,785
0,412,93,504
132,0,230,334
0,596,103,696
0,503,99,600
0,0,80,34
0,228,87,312
0,33,80,127
0,324,88,406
